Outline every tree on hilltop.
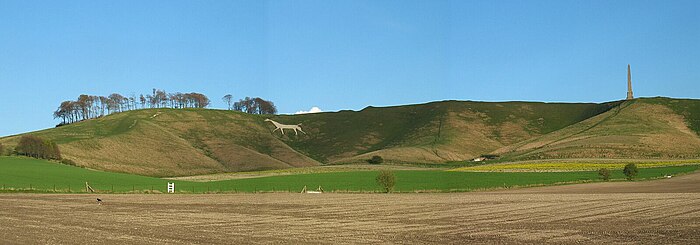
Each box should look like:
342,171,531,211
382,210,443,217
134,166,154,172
256,98,277,114
108,93,125,113
188,92,210,108
139,94,147,108
232,97,277,115
223,94,233,110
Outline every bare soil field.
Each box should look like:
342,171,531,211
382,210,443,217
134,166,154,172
504,169,700,194
1,173,699,244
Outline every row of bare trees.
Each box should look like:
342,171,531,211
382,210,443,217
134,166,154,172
53,90,279,125
54,89,210,125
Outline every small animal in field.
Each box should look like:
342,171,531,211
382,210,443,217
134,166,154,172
96,198,103,205
265,119,306,135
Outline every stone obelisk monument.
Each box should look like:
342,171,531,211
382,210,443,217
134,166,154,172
626,64,634,100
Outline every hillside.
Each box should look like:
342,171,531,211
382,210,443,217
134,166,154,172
275,100,620,163
496,97,700,160
1,97,699,176
0,109,319,177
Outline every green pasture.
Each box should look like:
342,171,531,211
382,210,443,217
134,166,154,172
0,157,697,193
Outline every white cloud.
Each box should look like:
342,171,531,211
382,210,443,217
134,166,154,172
295,106,323,114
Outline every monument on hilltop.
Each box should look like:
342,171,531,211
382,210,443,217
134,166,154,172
626,64,634,100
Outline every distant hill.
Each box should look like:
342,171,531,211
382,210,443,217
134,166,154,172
1,97,699,176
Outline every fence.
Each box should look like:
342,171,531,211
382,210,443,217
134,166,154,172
0,183,388,194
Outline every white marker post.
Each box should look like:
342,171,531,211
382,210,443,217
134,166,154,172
167,182,175,193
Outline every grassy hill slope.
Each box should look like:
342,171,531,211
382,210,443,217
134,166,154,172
497,98,700,160
271,100,620,163
0,109,319,176
2,97,698,176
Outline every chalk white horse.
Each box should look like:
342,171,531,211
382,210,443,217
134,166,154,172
265,119,306,135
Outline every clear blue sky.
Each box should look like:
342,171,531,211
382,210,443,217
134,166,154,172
1,0,699,136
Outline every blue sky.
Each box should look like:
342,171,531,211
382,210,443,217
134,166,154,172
1,0,698,136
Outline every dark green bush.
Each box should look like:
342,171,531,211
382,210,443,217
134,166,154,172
480,154,500,160
598,168,610,181
376,170,395,193
623,163,639,180
15,135,61,160
367,155,384,164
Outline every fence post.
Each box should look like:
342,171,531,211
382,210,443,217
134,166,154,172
53,184,56,192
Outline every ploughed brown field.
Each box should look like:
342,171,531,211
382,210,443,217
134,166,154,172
1,173,699,244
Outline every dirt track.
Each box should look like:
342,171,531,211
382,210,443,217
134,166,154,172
1,173,699,244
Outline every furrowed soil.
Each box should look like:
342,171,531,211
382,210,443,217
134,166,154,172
1,173,699,244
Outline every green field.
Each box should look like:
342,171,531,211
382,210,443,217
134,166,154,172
1,157,697,193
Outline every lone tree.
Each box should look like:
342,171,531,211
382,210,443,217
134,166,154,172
367,155,383,164
623,163,639,180
222,94,233,110
376,170,396,193
598,168,610,181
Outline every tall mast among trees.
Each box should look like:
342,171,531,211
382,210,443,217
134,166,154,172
626,64,634,100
